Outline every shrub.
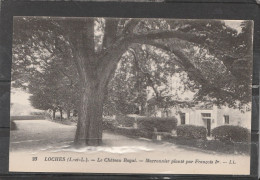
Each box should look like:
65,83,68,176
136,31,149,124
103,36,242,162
212,125,250,143
115,115,135,127
103,117,153,139
30,111,46,116
103,117,119,131
165,136,250,154
103,121,116,131
137,117,177,133
176,125,207,139
114,127,153,139
10,115,46,120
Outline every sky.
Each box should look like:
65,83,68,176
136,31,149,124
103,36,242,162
224,20,243,33
10,88,38,115
11,88,31,105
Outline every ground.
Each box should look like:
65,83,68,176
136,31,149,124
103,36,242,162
9,119,251,175
10,120,249,158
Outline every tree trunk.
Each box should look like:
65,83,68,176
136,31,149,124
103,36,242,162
60,109,63,121
72,47,126,146
70,18,129,146
74,79,105,146
52,110,56,120
67,110,70,119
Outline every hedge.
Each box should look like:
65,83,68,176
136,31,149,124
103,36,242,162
176,125,207,140
115,115,136,127
104,116,177,139
212,125,250,143
10,116,46,120
137,117,177,133
103,121,153,139
103,120,116,131
165,136,250,154
114,127,153,139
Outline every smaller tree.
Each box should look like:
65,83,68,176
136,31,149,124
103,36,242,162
28,59,80,120
28,70,61,120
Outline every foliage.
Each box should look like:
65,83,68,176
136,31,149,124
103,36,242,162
137,117,177,132
114,115,137,127
28,66,80,114
165,136,250,154
104,51,148,115
12,17,80,117
102,120,116,131
30,112,45,115
176,125,207,139
212,125,250,143
102,117,119,130
10,116,46,120
12,17,253,145
13,18,253,113
30,111,53,119
103,124,153,139
114,127,153,139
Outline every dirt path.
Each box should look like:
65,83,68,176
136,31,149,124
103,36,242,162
11,120,175,153
10,120,249,159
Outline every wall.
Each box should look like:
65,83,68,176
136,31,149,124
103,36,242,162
166,105,251,130
216,106,251,129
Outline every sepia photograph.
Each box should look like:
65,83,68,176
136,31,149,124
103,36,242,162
9,17,253,174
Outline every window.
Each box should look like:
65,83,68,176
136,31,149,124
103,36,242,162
224,115,229,124
180,113,185,124
201,113,211,118
201,113,211,121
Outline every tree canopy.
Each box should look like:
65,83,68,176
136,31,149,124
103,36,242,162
13,18,252,110
12,17,253,145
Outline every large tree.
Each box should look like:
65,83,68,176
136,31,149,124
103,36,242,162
12,17,253,146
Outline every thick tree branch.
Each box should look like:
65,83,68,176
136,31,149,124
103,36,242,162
122,19,140,35
129,31,207,45
63,18,95,70
134,40,239,101
130,30,242,72
97,38,130,91
169,47,240,100
82,18,95,58
103,19,119,49
132,40,183,66
99,19,139,59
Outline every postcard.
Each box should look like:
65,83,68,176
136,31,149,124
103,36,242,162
9,17,253,174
